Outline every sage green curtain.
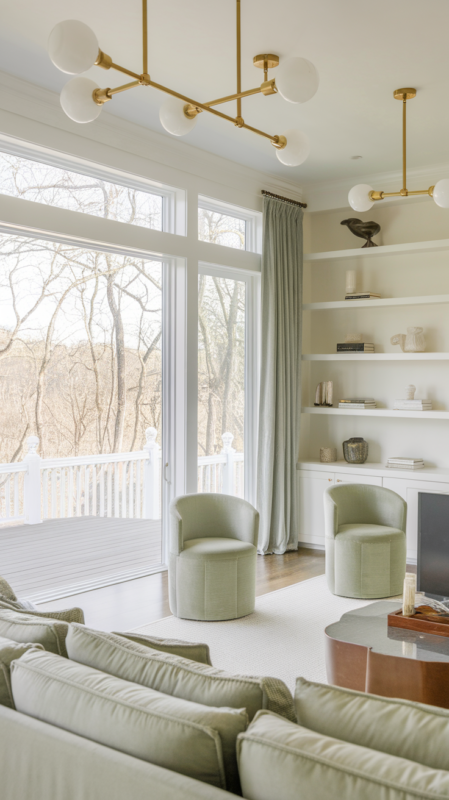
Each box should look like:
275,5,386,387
257,196,303,554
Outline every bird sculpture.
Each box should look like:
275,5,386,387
340,218,381,248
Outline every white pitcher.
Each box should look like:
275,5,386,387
390,326,426,352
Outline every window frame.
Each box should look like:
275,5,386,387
0,136,186,236
198,195,262,254
198,261,260,507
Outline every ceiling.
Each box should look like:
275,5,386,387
1,0,449,184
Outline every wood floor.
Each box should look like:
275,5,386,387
37,548,326,632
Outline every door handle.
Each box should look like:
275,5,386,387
164,463,171,483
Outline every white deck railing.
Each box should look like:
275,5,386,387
0,431,244,524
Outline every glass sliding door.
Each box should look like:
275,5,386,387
0,231,166,601
198,266,259,502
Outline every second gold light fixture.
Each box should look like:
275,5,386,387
47,0,319,167
349,89,449,210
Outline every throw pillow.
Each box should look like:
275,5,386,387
0,577,17,602
0,608,70,657
114,631,212,665
237,710,449,800
0,636,44,708
0,597,84,625
295,676,449,773
12,649,248,793
67,624,295,722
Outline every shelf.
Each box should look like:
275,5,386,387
297,460,449,482
302,407,449,420
303,294,449,311
302,353,449,361
304,238,449,262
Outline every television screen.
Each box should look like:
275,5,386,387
418,492,449,599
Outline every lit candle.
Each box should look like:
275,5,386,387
402,573,416,617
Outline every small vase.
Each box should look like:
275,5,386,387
343,437,368,464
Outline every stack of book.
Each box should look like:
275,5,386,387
393,399,432,411
345,291,381,300
339,398,377,409
337,342,374,352
386,457,425,470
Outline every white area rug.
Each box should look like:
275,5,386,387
132,575,377,692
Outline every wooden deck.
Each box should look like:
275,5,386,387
0,516,163,603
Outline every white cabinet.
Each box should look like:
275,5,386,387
298,467,383,548
297,463,449,557
298,469,334,547
334,472,382,486
383,477,449,562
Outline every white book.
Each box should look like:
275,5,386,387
394,400,431,406
338,404,376,409
386,463,425,470
388,458,424,465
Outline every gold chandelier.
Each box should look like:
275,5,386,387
47,0,319,167
349,89,449,211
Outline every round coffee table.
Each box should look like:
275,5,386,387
325,601,449,708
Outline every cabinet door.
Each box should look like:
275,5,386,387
334,472,382,487
297,469,334,548
383,477,449,563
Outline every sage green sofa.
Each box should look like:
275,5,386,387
169,493,259,620
324,483,407,599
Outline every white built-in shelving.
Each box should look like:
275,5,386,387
303,238,449,262
303,294,449,311
301,407,449,420
302,353,449,361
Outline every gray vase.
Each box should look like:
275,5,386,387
343,437,368,464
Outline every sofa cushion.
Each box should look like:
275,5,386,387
67,624,295,722
0,636,44,708
0,576,17,602
237,710,449,800
0,597,84,624
11,649,248,793
114,631,212,665
295,677,449,772
0,609,69,657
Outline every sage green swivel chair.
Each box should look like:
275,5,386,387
169,493,259,620
324,484,407,599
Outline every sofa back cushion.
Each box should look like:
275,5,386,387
11,649,247,793
0,636,44,708
0,609,69,656
237,710,449,800
67,624,295,722
114,631,212,665
295,677,449,772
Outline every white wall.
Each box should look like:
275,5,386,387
301,197,449,467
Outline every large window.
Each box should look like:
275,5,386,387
198,267,259,502
0,151,164,230
198,195,262,253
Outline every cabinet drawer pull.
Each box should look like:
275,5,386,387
336,479,342,482
328,478,332,482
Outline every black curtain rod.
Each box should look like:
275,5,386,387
261,189,307,209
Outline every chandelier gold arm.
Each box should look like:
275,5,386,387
368,88,434,203
91,0,286,150
142,0,148,75
237,0,242,119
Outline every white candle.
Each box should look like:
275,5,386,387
402,573,416,617
345,270,356,294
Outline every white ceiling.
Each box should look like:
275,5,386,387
1,0,449,184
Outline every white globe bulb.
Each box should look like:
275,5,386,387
433,179,449,209
48,20,99,74
159,97,198,136
348,184,374,212
277,57,319,104
276,129,310,167
60,77,102,123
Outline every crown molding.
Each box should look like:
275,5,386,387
0,70,305,207
303,162,449,213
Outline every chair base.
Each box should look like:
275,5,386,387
169,540,257,621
